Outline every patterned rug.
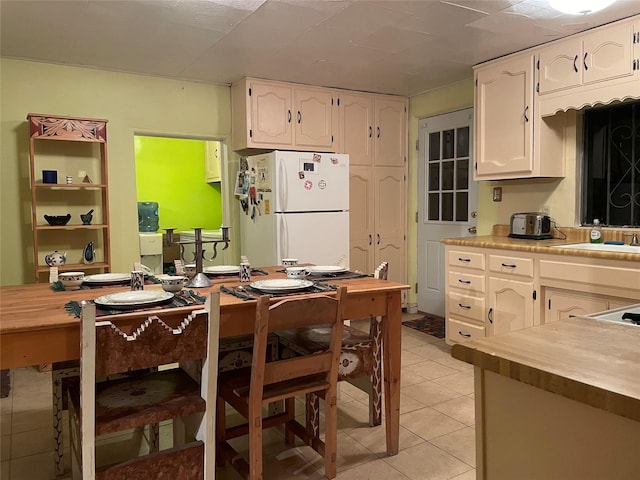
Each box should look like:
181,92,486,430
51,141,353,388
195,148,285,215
402,314,445,339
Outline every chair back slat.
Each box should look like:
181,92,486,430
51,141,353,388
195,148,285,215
94,311,208,377
263,352,333,385
250,287,346,401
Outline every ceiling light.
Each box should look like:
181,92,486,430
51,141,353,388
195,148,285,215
549,0,616,15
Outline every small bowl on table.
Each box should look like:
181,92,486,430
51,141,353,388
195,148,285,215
59,271,84,290
44,214,71,226
157,275,188,293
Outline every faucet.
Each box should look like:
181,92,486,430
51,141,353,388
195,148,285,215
625,232,640,246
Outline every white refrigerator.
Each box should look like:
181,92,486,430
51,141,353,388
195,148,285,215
239,151,349,267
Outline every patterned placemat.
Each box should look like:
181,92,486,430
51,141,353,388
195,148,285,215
64,289,206,318
402,314,445,339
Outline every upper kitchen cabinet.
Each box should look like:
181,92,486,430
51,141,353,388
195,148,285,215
537,16,640,117
335,91,407,167
205,140,221,183
231,78,334,152
474,54,535,179
474,52,567,181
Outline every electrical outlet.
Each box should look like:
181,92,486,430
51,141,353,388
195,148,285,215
492,187,502,202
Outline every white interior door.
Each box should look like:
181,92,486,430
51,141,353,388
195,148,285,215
417,109,477,316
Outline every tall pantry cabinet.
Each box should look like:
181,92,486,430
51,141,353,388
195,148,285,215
28,114,111,282
335,91,408,285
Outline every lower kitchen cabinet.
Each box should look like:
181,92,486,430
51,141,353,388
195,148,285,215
544,287,637,323
487,276,535,335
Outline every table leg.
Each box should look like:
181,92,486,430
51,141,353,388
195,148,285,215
382,291,402,455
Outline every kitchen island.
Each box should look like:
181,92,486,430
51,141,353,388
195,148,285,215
452,317,640,480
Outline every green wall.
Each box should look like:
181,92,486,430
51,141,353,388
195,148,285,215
134,136,222,231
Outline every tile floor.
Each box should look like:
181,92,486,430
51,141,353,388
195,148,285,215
0,313,476,480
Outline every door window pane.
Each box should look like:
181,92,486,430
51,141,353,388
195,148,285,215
428,193,439,220
442,129,454,159
442,193,453,221
456,127,469,158
429,132,440,161
456,159,469,190
456,192,468,221
442,161,454,190
428,164,439,191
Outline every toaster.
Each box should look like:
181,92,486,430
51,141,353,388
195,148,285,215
509,213,552,239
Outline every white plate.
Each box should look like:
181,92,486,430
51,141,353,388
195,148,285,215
94,290,174,309
306,266,348,275
204,265,240,275
250,279,314,293
84,273,131,284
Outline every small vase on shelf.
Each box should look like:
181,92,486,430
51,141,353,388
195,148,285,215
83,241,95,264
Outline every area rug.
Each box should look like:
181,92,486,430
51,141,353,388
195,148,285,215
402,314,445,339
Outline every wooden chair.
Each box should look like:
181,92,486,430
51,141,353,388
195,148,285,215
277,262,388,427
68,293,220,480
216,286,347,480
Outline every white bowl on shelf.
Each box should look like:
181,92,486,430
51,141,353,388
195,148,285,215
59,271,85,290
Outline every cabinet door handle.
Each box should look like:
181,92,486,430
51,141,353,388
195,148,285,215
573,54,578,72
458,331,471,338
369,234,372,246
297,111,302,124
458,257,471,263
377,233,380,245
369,126,372,138
501,263,517,268
458,279,471,285
583,52,588,71
488,307,493,324
458,303,471,310
288,110,292,123
524,106,529,123
377,126,380,138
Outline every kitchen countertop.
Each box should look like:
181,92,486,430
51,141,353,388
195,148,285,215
441,234,640,261
451,316,640,422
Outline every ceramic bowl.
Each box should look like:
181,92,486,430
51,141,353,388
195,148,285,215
158,275,188,293
44,214,71,226
282,258,298,266
184,264,197,279
286,266,309,279
59,271,84,290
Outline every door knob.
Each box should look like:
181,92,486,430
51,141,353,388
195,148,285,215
468,226,477,234
470,211,478,218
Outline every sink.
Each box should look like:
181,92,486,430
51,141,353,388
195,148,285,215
552,243,640,254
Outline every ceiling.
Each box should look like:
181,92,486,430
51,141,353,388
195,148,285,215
2,0,640,97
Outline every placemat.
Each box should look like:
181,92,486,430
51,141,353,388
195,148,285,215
220,283,338,301
64,289,207,318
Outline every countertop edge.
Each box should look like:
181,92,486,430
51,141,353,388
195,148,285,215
451,335,640,423
441,236,640,261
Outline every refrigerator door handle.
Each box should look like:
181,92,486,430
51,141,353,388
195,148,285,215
279,215,288,257
278,160,288,211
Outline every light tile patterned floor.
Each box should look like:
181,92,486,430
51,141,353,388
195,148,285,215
1,313,476,479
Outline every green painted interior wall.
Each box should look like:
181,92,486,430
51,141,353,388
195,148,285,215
134,136,222,231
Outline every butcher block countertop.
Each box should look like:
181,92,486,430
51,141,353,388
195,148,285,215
441,226,640,262
451,317,640,422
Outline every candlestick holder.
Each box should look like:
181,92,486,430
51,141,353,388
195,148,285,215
164,226,230,288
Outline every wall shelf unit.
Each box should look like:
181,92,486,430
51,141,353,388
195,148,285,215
28,113,111,281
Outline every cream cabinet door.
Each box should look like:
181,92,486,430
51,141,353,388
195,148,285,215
294,86,333,150
374,97,406,167
583,22,634,85
487,276,534,336
349,166,375,275
250,82,293,146
374,167,406,284
475,54,534,178
538,38,582,94
545,288,609,324
337,92,373,166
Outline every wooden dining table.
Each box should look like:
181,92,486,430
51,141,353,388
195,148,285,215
0,266,409,455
